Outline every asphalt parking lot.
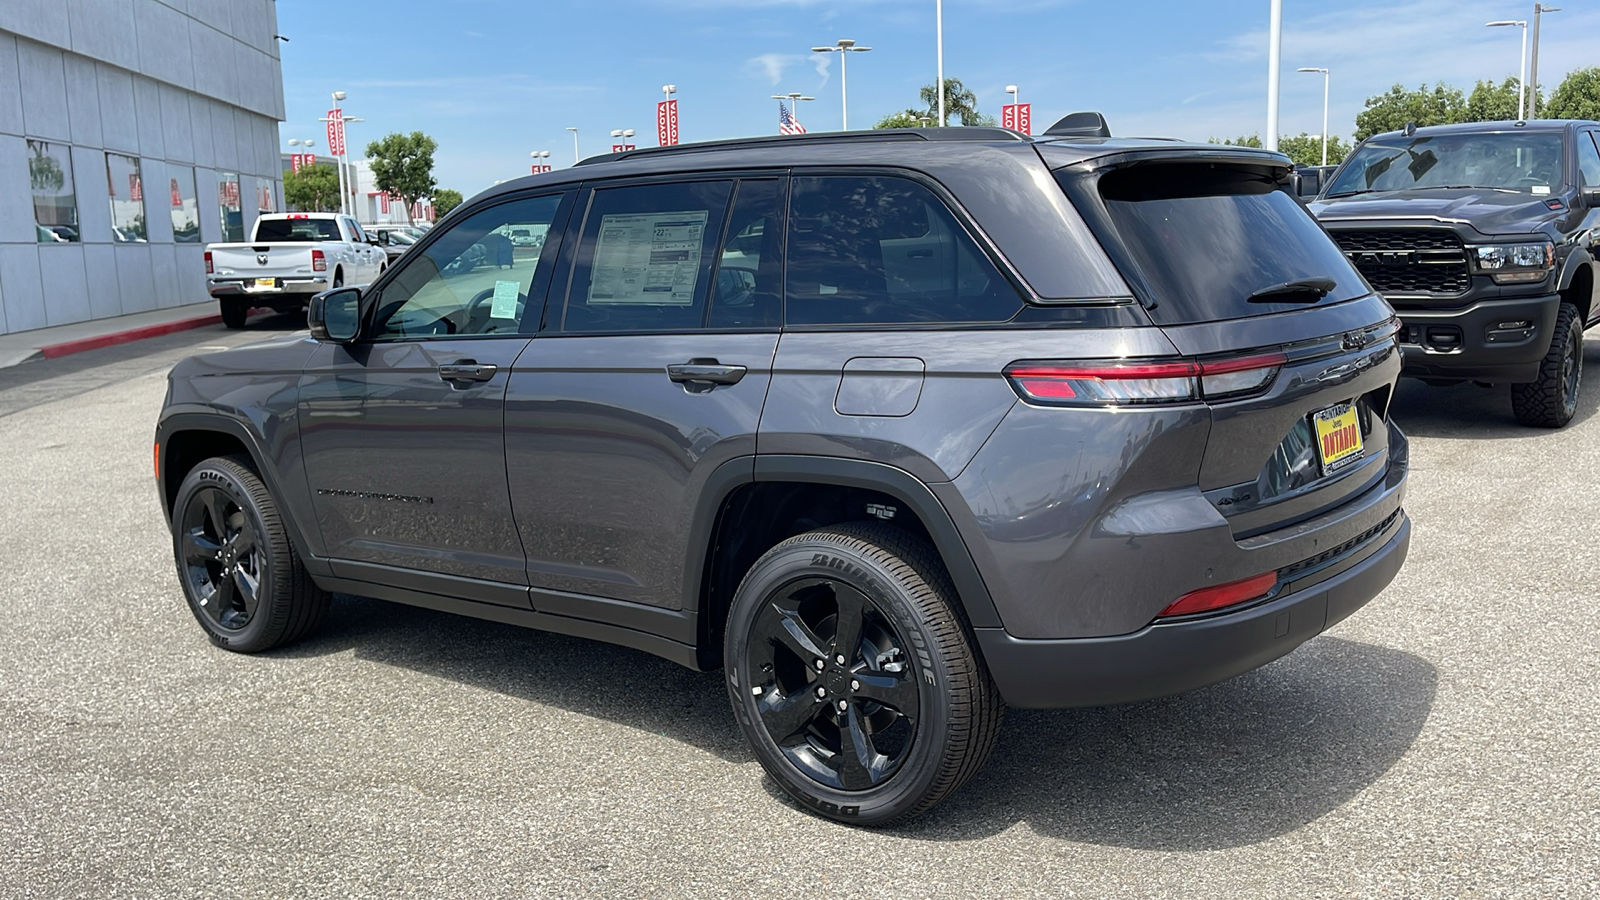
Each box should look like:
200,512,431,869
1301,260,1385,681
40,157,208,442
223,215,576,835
1,319,1597,899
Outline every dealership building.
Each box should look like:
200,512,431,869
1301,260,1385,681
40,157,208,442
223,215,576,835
0,0,285,336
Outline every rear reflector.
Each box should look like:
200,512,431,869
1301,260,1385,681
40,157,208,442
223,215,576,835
1159,571,1278,618
312,249,327,272
1005,352,1285,407
203,251,213,275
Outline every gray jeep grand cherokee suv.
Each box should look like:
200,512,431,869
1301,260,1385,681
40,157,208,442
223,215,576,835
155,119,1411,825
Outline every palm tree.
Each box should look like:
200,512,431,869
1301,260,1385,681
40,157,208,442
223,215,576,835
919,78,995,127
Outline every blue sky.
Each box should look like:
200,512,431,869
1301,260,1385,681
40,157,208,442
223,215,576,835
275,0,1600,198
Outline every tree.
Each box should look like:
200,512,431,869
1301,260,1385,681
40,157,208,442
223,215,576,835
1545,67,1600,121
431,188,463,218
282,164,340,212
1354,83,1468,140
366,131,438,223
1466,76,1543,123
873,77,995,128
1209,133,1353,167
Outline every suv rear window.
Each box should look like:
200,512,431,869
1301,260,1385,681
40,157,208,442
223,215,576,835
254,217,340,241
1081,165,1368,325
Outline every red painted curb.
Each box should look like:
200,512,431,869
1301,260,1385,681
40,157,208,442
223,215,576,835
37,312,224,359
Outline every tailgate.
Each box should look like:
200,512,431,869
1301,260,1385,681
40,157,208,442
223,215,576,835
209,244,315,279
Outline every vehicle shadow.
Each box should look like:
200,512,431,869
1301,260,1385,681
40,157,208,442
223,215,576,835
1387,339,1600,439
286,597,1434,848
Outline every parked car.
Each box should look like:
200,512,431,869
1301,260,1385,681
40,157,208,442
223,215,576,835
365,226,417,263
1311,119,1600,426
204,213,387,328
156,118,1410,826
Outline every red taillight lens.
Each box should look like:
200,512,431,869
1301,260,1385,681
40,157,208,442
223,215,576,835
1159,572,1278,618
1006,352,1286,407
1005,361,1201,406
312,249,327,272
203,251,213,274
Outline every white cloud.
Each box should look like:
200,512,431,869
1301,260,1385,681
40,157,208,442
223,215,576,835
745,53,803,86
812,52,832,84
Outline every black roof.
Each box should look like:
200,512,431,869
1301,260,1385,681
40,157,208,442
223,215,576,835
1365,119,1598,142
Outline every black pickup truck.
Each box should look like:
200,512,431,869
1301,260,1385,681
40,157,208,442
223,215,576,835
1311,120,1600,426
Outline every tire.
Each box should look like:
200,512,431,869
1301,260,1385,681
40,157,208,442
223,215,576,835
170,456,330,653
332,268,344,289
1510,302,1582,428
219,297,249,329
724,522,1003,826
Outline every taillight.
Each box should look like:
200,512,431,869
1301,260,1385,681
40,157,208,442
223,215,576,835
203,251,213,274
312,249,327,272
1005,352,1286,407
1159,571,1278,618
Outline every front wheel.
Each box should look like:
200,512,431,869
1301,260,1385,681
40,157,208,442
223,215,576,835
724,523,1002,826
1509,302,1581,427
171,456,329,652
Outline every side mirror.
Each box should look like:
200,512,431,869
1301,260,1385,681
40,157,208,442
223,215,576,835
367,235,383,246
1583,187,1600,208
308,287,363,343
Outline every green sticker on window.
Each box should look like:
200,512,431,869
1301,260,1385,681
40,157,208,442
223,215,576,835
491,280,520,319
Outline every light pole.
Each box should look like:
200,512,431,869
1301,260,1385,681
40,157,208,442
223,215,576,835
662,84,676,102
1005,84,1018,130
565,127,579,165
1266,0,1282,151
811,39,871,130
530,150,550,174
1487,19,1530,119
1297,67,1330,166
1529,5,1559,118
319,92,363,217
771,93,815,132
610,129,636,151
935,0,945,126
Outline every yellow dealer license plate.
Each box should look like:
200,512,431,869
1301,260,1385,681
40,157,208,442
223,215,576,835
253,278,276,289
1313,402,1364,474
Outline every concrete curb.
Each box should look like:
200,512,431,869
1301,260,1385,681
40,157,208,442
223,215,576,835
35,312,223,361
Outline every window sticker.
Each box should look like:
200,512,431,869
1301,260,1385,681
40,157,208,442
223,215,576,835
1531,185,1551,195
491,280,521,319
588,210,708,305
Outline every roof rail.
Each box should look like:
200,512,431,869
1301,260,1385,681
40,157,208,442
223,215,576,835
576,127,1031,166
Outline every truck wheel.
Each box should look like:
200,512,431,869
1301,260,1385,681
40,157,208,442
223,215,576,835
724,522,1002,826
219,298,249,329
1510,303,1581,428
171,456,330,653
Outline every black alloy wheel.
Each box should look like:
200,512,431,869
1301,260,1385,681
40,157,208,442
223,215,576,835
745,575,921,791
170,456,329,652
725,523,1002,826
179,484,262,632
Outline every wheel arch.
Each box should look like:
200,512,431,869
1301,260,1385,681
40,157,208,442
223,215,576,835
156,413,325,573
1558,254,1594,325
685,454,1000,670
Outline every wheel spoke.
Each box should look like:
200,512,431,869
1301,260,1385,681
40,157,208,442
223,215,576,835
203,490,231,540
836,703,881,790
757,688,822,744
206,570,235,617
854,671,918,717
182,528,222,565
229,517,256,557
831,583,869,664
770,605,828,662
231,563,260,619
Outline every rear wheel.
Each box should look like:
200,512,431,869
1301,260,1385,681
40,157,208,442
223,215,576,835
219,297,249,329
724,522,1002,826
1510,302,1581,427
171,456,329,652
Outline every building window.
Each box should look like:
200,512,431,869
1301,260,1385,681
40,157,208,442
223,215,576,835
169,168,200,243
257,180,277,215
218,173,243,242
106,152,148,243
27,140,80,243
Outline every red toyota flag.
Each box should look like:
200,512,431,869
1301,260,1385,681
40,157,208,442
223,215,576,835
326,109,346,156
170,178,182,207
657,100,679,146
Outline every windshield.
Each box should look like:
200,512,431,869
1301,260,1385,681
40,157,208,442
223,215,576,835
1085,164,1369,326
254,218,340,241
1327,132,1565,196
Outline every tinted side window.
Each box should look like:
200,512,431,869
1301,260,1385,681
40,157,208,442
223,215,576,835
708,179,784,330
784,175,1022,326
560,180,733,333
1578,132,1600,188
372,194,566,339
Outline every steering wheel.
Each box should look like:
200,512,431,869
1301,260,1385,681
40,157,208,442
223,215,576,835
1513,175,1548,187
464,286,524,329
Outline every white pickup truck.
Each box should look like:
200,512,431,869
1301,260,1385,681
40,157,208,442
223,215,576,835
204,213,387,328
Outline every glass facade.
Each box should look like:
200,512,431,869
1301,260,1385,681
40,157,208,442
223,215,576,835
28,140,80,243
106,152,148,242
168,167,201,243
218,172,243,242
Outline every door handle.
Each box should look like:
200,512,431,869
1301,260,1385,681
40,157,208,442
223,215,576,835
667,360,747,388
438,361,498,383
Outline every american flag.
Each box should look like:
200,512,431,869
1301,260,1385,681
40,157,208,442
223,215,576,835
779,101,806,135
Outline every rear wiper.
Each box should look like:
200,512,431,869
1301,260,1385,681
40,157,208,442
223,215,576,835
1248,277,1337,303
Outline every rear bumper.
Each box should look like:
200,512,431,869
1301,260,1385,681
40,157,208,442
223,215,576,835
1394,293,1559,382
977,514,1410,709
207,278,329,301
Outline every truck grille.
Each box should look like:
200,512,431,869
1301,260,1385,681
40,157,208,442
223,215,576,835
1330,229,1470,297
